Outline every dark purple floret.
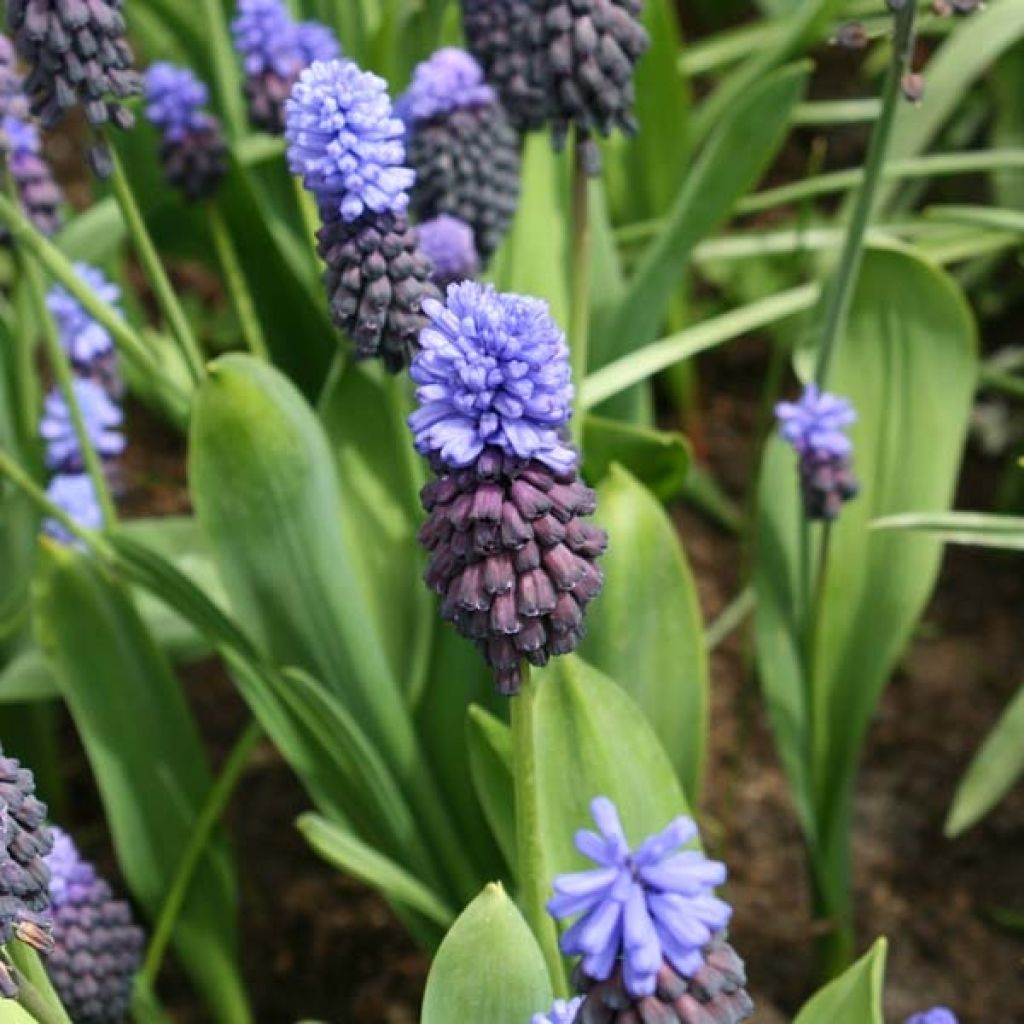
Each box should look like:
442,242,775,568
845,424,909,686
1,114,63,237
44,828,144,1024
463,0,650,175
776,384,859,522
0,743,54,997
402,49,521,263
419,447,606,695
6,0,141,136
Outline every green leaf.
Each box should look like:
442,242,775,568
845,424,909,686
466,705,516,869
756,248,977,913
0,648,58,703
582,417,691,501
946,683,1024,837
872,511,1024,551
5,945,73,1024
319,363,434,703
578,467,708,801
421,884,552,1024
298,813,455,928
491,135,569,328
533,656,691,883
793,938,887,1024
32,544,249,1024
595,63,810,397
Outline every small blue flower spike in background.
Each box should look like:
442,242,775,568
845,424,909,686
532,997,583,1024
39,378,125,471
417,215,480,289
47,263,121,369
0,114,63,237
44,474,103,542
776,382,860,521
906,1010,959,1024
397,47,496,124
144,63,210,142
410,281,576,474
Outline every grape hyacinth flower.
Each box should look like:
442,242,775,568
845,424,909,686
775,383,859,521
7,0,140,175
39,378,125,471
400,48,521,262
46,263,121,383
0,33,29,121
43,473,103,542
0,743,54,998
286,58,437,371
547,798,753,1024
533,997,584,1024
144,63,228,202
417,215,480,289
45,828,144,1024
232,0,341,134
1,115,63,238
906,1011,958,1024
411,282,606,694
463,0,650,174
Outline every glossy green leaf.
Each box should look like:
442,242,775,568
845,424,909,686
596,63,810,390
533,656,690,882
756,247,976,917
582,417,692,501
946,684,1024,837
578,467,708,800
421,884,552,1024
0,647,58,703
466,705,516,870
793,938,887,1024
872,511,1024,551
32,544,248,1024
319,363,433,703
298,814,455,928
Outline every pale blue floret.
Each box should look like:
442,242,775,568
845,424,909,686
396,47,495,125
39,378,125,470
775,382,857,458
144,62,210,142
46,263,122,366
531,997,583,1024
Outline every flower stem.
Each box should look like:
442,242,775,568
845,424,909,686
510,664,567,996
569,139,591,450
814,0,917,387
141,718,264,987
208,202,270,360
20,250,117,527
105,144,206,384
15,977,70,1024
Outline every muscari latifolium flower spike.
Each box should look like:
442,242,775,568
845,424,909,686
39,377,125,472
1,114,64,239
0,33,29,121
44,828,144,1024
144,62,228,203
410,281,607,695
775,383,859,522
462,0,650,175
231,0,341,135
286,58,438,372
7,0,141,177
399,47,521,264
0,743,54,998
417,215,480,290
905,1011,958,1024
547,797,753,1024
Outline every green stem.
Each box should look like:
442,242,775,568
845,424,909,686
510,665,567,996
106,146,206,383
704,586,756,654
814,0,918,385
199,0,247,141
208,202,270,360
20,253,117,527
15,977,69,1024
141,719,264,986
569,141,591,451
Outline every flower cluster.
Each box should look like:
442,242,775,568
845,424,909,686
287,58,438,371
44,828,144,1024
401,48,521,263
463,0,649,174
0,33,28,120
417,215,480,289
144,63,228,201
411,283,606,694
42,264,126,542
232,0,341,134
533,997,583,1024
7,0,140,175
776,383,859,521
546,798,752,1024
1,114,63,238
0,743,54,998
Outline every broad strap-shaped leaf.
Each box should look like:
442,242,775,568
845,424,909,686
872,511,1024,551
466,705,516,870
946,683,1024,837
793,938,887,1024
0,647,58,703
533,656,691,883
582,417,691,502
578,466,708,801
421,885,553,1024
33,543,249,1024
